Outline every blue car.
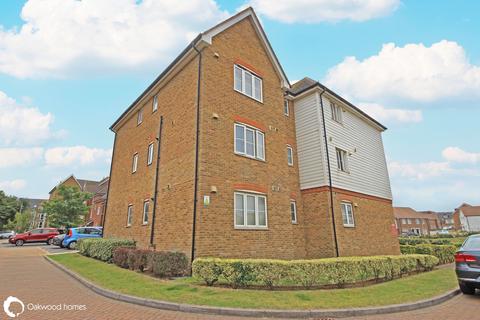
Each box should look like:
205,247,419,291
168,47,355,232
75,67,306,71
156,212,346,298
63,227,103,250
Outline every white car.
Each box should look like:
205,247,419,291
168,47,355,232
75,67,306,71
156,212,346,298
0,230,15,239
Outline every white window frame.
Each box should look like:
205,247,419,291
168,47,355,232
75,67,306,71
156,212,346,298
234,192,268,229
287,145,294,166
147,143,154,166
290,201,297,224
341,202,355,227
416,218,421,224
234,123,265,161
336,148,348,172
142,200,149,225
132,153,138,173
284,99,289,116
153,94,158,112
330,101,343,123
137,108,143,125
96,206,101,216
127,205,133,227
233,65,263,102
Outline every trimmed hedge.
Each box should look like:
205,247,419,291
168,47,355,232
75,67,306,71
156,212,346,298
78,238,136,262
192,255,438,289
399,238,451,246
400,244,456,264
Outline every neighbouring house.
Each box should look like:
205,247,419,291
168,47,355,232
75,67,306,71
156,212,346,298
393,207,441,236
453,203,480,232
86,177,109,227
20,198,47,229
423,211,455,230
103,7,400,261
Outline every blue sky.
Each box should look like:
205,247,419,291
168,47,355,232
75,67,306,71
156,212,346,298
0,0,478,211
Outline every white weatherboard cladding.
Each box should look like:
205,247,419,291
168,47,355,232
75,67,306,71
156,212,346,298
293,91,392,200
460,212,480,231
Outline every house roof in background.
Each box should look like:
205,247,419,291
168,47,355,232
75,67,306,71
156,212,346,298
460,205,480,217
49,174,100,195
393,207,439,220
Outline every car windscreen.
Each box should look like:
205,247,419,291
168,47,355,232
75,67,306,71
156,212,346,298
463,237,480,250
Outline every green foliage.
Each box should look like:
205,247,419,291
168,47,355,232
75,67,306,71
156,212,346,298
78,238,136,262
0,191,27,229
5,210,32,233
400,244,456,264
112,247,134,269
42,186,91,228
151,251,189,278
128,249,153,272
192,255,438,289
399,237,451,245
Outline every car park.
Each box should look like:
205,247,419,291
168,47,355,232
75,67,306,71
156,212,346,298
62,227,103,250
8,228,59,246
455,234,480,295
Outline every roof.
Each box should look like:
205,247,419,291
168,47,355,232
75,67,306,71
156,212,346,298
49,174,100,195
110,7,290,132
393,207,439,220
288,77,387,131
460,206,480,217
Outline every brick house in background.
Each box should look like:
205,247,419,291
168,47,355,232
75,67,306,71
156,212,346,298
422,211,455,230
393,207,441,236
86,177,109,227
20,198,47,229
103,7,400,260
454,203,480,232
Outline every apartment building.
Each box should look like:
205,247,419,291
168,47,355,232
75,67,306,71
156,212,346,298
103,7,400,260
393,207,441,236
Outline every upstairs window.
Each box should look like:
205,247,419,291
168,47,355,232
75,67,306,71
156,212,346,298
336,148,348,172
147,143,154,166
137,108,143,125
290,201,297,223
127,205,133,227
284,99,289,116
330,101,342,123
234,192,267,228
132,153,138,173
287,145,294,166
234,123,265,160
153,95,158,112
142,200,149,225
341,202,355,227
234,65,263,102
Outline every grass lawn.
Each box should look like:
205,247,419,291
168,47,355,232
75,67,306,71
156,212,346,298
50,253,458,310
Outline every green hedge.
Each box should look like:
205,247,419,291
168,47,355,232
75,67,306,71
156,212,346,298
400,244,456,264
78,238,136,262
192,255,438,289
399,238,451,245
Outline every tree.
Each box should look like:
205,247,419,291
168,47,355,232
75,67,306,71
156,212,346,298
43,186,92,228
5,211,31,233
0,191,26,229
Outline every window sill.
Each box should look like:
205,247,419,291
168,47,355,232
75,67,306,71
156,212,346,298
234,226,268,231
234,152,266,163
234,88,263,104
291,222,298,225
126,225,131,228
343,224,355,228
142,223,149,226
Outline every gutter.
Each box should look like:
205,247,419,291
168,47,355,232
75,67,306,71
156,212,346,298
150,116,164,247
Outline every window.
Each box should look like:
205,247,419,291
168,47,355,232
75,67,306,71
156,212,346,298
147,143,154,166
30,229,42,234
234,123,265,160
234,192,267,228
89,228,102,235
287,145,294,166
233,65,263,102
407,218,412,224
416,218,421,224
284,99,289,116
96,206,101,216
336,148,348,172
127,205,133,227
330,101,342,123
137,108,143,125
152,94,158,112
341,202,355,227
142,200,149,225
132,153,138,173
290,201,297,223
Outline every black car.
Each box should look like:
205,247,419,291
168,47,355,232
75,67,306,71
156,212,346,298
455,234,480,295
52,234,66,247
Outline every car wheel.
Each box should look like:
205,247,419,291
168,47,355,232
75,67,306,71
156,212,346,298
68,241,77,250
15,239,24,246
459,282,476,295
47,238,53,245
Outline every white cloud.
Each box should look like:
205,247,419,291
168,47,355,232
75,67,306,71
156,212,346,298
388,161,452,180
442,146,480,164
0,0,227,78
324,40,480,102
358,102,422,123
249,0,399,23
0,179,27,193
0,147,44,168
44,146,112,166
0,91,55,145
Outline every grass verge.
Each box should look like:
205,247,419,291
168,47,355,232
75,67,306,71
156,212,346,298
50,253,458,310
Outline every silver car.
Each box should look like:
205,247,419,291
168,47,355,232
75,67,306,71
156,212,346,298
0,230,15,239
455,234,480,295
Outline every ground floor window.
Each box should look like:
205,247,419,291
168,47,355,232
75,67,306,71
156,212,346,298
234,192,267,228
290,201,297,223
341,202,355,227
127,205,133,227
142,200,149,225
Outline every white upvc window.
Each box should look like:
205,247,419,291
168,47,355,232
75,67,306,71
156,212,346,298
132,153,138,173
153,94,158,112
234,123,265,160
96,206,101,216
147,143,154,166
137,108,143,125
127,205,133,227
407,218,412,224
234,192,267,228
234,65,263,102
287,145,294,166
416,218,421,224
336,148,348,172
284,99,289,116
142,200,149,225
290,201,297,224
330,101,343,123
341,202,355,227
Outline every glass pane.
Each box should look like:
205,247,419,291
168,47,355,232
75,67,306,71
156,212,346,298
288,147,293,164
284,100,289,115
144,202,149,222
254,77,261,100
341,204,348,225
291,203,296,222
235,194,244,226
235,125,245,153
246,195,256,226
256,132,264,159
245,129,255,157
258,197,266,226
244,72,253,96
234,66,242,91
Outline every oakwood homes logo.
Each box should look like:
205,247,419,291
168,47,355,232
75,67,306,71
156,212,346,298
3,296,25,318
3,296,87,318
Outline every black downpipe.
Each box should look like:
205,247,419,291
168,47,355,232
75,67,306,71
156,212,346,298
191,45,202,262
102,132,118,231
319,90,340,257
150,116,164,247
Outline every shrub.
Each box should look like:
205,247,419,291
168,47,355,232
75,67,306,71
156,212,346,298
398,238,451,246
113,247,135,269
151,251,189,278
400,244,456,264
127,249,153,272
78,238,136,262
192,254,438,289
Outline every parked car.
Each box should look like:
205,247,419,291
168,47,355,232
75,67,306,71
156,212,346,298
8,228,59,246
52,234,66,247
455,234,480,295
0,230,15,239
62,227,103,250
